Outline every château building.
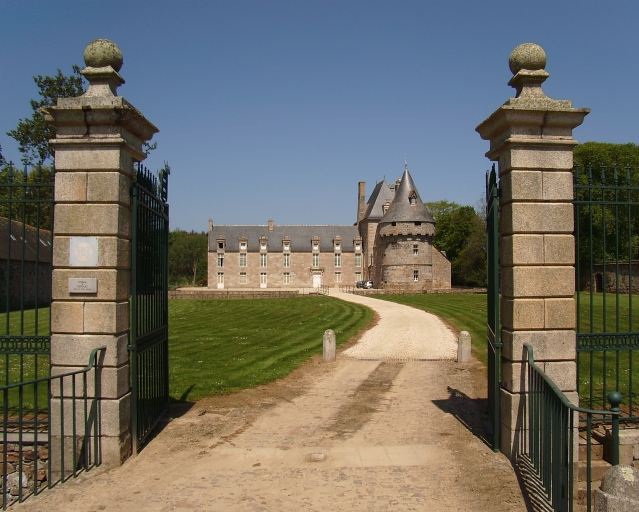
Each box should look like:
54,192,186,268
208,165,451,291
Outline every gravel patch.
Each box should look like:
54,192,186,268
333,291,457,360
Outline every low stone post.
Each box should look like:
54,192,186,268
43,39,158,467
323,329,336,362
457,331,471,363
476,43,589,459
594,465,639,511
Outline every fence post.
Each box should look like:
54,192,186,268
42,39,158,467
476,43,589,459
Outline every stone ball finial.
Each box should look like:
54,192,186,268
84,39,123,72
509,43,546,75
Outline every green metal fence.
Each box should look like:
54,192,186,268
0,347,105,509
130,163,170,454
523,343,621,512
486,164,501,452
574,164,639,420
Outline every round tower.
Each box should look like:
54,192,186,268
373,165,436,292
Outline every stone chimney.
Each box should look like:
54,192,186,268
208,219,213,232
268,219,274,231
357,182,366,223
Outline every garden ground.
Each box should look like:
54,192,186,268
14,294,527,511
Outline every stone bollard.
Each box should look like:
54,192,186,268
323,329,336,362
594,465,639,511
457,331,471,363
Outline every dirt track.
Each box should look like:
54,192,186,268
14,295,527,511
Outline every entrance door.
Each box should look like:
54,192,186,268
312,274,322,288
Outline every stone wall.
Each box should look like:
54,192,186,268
432,247,451,289
581,263,639,294
373,234,434,292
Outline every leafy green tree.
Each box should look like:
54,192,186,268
425,201,487,287
169,230,208,286
7,67,86,165
0,164,54,229
0,143,6,166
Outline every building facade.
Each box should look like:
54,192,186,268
208,165,451,290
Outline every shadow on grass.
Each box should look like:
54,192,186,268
431,386,491,449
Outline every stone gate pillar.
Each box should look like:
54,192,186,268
43,39,158,466
476,44,589,458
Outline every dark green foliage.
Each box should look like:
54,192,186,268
168,230,208,286
0,143,6,166
168,297,374,401
0,164,54,229
7,67,85,165
425,200,487,287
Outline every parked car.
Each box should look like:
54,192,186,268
356,280,374,289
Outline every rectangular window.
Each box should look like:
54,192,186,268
283,253,290,268
260,242,267,250
355,254,361,268
334,272,342,283
260,254,267,268
335,243,341,251
334,253,341,268
217,272,224,284
414,270,419,282
355,272,362,281
355,243,361,250
217,254,224,267
239,253,247,267
240,241,247,250
260,272,267,285
283,272,290,284
312,254,319,268
239,272,247,284
413,244,419,256
283,242,290,251
218,242,224,249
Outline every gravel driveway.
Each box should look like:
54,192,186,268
334,291,457,360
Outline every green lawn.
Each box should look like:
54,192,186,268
374,293,487,365
168,296,374,401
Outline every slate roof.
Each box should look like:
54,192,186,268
209,224,360,252
379,168,435,224
362,179,395,221
0,217,52,262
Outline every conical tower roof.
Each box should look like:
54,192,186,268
380,166,434,224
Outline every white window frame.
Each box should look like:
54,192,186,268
312,253,319,268
283,253,290,268
355,253,361,268
240,241,247,250
334,272,342,283
283,272,290,285
334,253,341,268
413,244,419,256
260,272,267,285
217,253,224,268
355,272,362,281
239,272,247,284
260,253,267,268
217,272,224,284
239,253,247,267
414,270,419,282
260,242,267,250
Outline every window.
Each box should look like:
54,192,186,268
260,242,267,250
414,270,419,282
334,272,342,283
355,254,362,268
334,253,341,267
260,254,267,267
239,272,247,284
260,272,267,285
218,242,224,249
283,253,290,268
355,243,361,250
335,243,341,251
355,272,362,281
240,241,247,250
217,254,224,268
283,272,290,285
415,222,421,226
283,242,290,251
239,253,247,267
413,244,418,256
312,254,320,268
313,243,319,251
217,272,224,285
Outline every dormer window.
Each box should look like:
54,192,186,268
283,242,290,251
355,243,361,251
240,242,247,250
335,243,341,251
260,242,267,250
218,242,224,249
409,190,417,206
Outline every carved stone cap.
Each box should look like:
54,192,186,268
81,39,125,97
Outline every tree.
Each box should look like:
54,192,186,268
0,164,54,229
7,67,86,165
168,230,208,286
425,201,487,287
0,143,6,166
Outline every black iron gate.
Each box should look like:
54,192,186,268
486,164,501,451
130,163,170,453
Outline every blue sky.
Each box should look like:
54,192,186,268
2,1,639,232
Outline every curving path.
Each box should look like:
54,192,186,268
14,293,526,511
